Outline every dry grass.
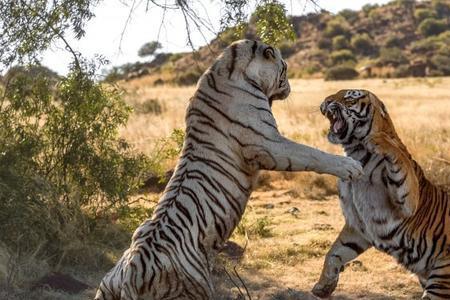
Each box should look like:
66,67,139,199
123,77,450,188
120,77,449,299
4,77,448,299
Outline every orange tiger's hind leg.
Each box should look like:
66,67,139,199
422,260,450,300
312,224,371,298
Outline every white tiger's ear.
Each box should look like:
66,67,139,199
263,46,276,60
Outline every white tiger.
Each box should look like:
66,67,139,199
95,39,363,300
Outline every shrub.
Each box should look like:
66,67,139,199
351,33,376,55
377,47,408,66
324,18,350,38
332,35,349,50
431,52,450,75
138,41,161,58
393,64,411,77
433,0,450,18
411,35,441,53
0,63,149,269
148,129,185,181
411,31,450,54
368,9,382,22
318,37,332,50
235,216,273,239
4,65,60,83
278,41,296,57
338,9,359,23
309,49,328,63
116,205,155,233
330,49,356,65
325,65,359,80
418,18,448,37
439,30,450,42
304,63,321,75
395,0,410,6
362,4,379,15
384,35,402,48
414,8,437,22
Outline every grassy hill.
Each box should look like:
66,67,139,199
117,0,450,85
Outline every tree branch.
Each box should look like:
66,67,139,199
20,0,81,71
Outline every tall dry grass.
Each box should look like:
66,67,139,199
122,77,450,190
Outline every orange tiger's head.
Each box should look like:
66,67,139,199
320,89,398,145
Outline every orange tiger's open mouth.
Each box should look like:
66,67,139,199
326,109,346,136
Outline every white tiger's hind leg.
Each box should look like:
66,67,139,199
94,281,114,300
312,224,371,298
118,248,214,300
95,257,126,300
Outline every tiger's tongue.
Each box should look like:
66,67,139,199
333,119,343,133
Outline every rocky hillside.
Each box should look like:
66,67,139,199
115,0,450,84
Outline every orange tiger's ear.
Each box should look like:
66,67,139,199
263,46,276,60
379,101,388,118
369,93,388,118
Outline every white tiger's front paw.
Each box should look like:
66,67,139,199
312,280,338,298
334,156,363,181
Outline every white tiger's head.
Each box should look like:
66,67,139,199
210,39,290,106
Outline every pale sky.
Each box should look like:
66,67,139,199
42,0,392,75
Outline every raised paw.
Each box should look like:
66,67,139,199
337,156,364,181
311,280,338,299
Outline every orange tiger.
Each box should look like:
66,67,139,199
313,89,450,300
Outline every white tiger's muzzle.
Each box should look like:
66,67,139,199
268,82,290,107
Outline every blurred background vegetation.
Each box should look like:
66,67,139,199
106,0,450,84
